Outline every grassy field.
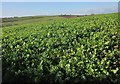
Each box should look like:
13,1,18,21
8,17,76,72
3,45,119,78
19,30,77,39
1,15,83,28
1,15,66,27
2,13,120,83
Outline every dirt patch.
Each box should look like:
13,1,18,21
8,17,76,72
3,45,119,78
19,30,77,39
59,15,88,18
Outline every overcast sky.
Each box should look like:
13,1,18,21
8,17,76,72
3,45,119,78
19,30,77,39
2,2,118,17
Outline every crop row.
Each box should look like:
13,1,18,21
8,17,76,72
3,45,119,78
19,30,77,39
2,13,120,83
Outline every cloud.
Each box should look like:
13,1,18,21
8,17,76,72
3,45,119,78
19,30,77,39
73,6,118,15
2,6,118,17
50,6,118,15
55,6,118,15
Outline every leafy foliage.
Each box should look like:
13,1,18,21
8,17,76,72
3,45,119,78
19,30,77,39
2,13,120,83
